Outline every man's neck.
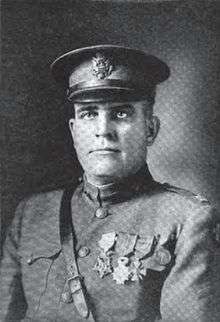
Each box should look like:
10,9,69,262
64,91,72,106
84,166,147,188
85,174,116,187
82,165,155,205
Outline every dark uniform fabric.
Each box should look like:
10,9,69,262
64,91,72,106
1,167,220,322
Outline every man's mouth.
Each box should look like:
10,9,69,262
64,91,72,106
89,148,120,154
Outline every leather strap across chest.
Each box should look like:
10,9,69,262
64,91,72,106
60,184,95,321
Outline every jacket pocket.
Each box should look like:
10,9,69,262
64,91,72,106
19,248,62,320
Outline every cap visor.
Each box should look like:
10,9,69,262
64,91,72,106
68,86,150,103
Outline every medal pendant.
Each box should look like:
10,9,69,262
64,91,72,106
130,259,147,282
112,257,131,285
93,252,113,278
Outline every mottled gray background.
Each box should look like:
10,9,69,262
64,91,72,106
1,0,220,247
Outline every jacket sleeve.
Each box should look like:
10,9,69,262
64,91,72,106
0,200,27,322
160,204,220,322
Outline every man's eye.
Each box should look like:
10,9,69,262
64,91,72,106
80,111,97,119
116,111,128,119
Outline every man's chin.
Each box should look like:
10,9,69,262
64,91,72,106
89,168,122,178
84,163,124,180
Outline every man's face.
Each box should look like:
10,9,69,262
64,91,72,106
69,100,158,185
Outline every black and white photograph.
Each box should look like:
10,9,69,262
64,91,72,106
1,1,220,321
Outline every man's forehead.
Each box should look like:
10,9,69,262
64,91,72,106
74,100,148,110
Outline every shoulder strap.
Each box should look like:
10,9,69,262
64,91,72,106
60,182,95,321
162,183,210,204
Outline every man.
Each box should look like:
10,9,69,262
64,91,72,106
1,45,220,322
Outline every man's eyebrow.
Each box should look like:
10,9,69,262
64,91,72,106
75,105,98,113
110,104,134,110
75,104,134,113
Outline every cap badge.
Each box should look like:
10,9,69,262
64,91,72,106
92,53,113,79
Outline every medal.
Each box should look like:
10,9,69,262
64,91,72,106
135,236,155,259
94,232,171,284
93,251,113,278
115,232,138,256
98,232,116,253
155,246,171,266
112,257,131,284
94,232,116,278
130,259,147,282
142,245,172,272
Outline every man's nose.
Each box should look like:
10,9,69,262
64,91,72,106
95,114,116,139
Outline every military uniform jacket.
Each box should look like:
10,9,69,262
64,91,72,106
1,167,220,322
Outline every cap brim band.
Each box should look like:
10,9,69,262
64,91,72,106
67,88,153,103
67,79,154,102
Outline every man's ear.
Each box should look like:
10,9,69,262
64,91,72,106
69,118,75,140
146,115,160,146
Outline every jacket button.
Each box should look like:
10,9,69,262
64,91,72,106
61,291,73,303
95,207,108,219
78,246,90,258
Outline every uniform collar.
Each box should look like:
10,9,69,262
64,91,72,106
82,165,156,205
